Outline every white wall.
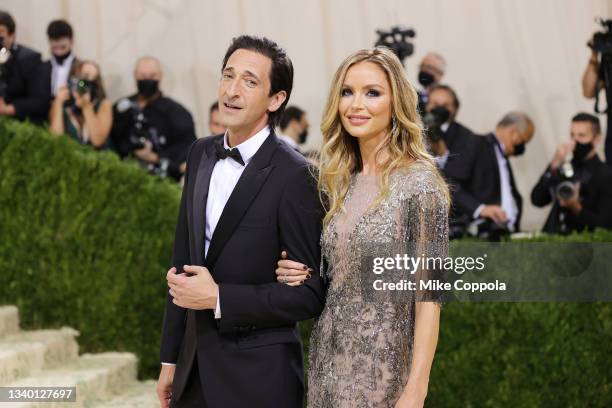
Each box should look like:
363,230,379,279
1,0,611,231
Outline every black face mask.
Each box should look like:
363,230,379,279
137,79,159,98
418,71,435,88
298,129,308,144
513,142,526,156
573,141,593,163
430,106,451,125
53,51,71,65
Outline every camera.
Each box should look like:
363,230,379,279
116,98,166,152
69,77,92,96
0,37,11,98
555,158,578,201
374,25,416,64
591,18,612,55
422,106,450,144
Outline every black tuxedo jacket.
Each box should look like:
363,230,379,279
447,132,523,231
160,131,325,407
441,121,480,183
2,44,51,124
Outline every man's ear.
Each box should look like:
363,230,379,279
268,90,287,113
593,132,602,147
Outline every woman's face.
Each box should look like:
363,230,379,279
79,63,99,81
339,61,392,143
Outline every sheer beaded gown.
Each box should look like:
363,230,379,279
307,162,448,407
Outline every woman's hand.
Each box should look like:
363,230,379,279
55,86,70,104
276,251,312,286
74,90,92,108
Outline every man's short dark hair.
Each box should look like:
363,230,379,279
222,35,293,128
0,10,15,34
47,19,73,40
209,101,219,115
279,106,305,131
429,83,460,110
572,112,601,135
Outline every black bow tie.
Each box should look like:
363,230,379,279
214,142,245,166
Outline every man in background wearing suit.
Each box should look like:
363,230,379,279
0,10,50,125
156,35,325,408
44,19,78,98
449,111,535,233
278,105,309,154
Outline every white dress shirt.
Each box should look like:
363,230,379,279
473,137,518,231
279,134,299,151
161,126,271,366
435,122,451,169
50,54,75,96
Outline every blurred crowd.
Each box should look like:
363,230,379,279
0,10,610,238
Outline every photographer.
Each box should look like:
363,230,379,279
0,10,50,124
582,19,611,163
531,113,612,234
424,84,478,170
417,52,446,113
48,60,112,148
109,56,196,181
451,112,535,236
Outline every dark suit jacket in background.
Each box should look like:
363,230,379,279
160,132,325,407
2,44,51,124
531,155,612,233
446,132,523,231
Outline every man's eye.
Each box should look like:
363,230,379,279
222,73,233,80
246,79,257,87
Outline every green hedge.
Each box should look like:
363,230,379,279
0,118,179,379
1,119,610,405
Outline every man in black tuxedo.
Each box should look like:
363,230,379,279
531,113,612,233
156,35,325,408
448,112,535,233
0,10,50,125
425,84,479,172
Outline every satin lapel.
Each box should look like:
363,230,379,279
205,133,279,268
191,138,220,266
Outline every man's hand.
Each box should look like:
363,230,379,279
479,205,508,224
551,140,575,170
134,139,159,164
559,182,582,214
157,364,175,408
0,97,16,116
167,265,218,310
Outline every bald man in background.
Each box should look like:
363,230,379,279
417,52,447,113
109,56,196,181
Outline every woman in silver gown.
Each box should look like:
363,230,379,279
276,48,449,407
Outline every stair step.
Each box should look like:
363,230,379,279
0,306,20,338
1,352,138,408
89,380,159,408
0,328,79,385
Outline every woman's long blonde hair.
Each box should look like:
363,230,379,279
318,47,450,226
